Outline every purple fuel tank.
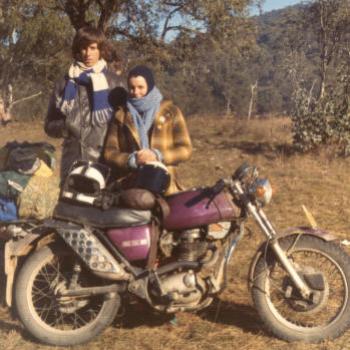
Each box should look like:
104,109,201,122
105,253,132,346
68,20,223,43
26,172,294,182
164,188,239,230
106,225,151,261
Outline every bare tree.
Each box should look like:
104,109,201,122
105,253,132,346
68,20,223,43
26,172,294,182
248,80,258,120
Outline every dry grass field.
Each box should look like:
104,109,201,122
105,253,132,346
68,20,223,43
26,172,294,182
1,115,350,350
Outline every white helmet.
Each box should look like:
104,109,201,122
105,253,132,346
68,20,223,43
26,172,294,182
61,161,110,205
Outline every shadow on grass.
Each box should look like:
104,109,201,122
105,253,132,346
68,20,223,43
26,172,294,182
198,299,262,334
0,309,41,346
113,302,175,329
114,299,262,336
0,307,47,345
0,318,23,334
217,140,295,159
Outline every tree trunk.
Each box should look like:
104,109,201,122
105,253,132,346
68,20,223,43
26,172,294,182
225,98,231,116
248,80,258,120
0,85,12,124
307,80,316,109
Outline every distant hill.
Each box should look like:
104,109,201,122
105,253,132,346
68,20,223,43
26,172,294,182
253,3,317,114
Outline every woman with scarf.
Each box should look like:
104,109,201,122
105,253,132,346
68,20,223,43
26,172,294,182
104,65,192,195
45,26,126,180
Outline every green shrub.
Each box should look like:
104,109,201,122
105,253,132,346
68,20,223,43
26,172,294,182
291,63,350,156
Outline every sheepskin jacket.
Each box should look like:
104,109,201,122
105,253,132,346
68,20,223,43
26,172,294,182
104,99,192,194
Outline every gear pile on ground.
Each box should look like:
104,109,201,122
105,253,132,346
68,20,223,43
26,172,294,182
0,142,59,221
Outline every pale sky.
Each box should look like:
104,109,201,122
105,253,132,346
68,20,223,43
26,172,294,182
263,0,302,12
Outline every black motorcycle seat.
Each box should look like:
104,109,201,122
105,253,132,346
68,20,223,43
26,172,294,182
53,201,152,228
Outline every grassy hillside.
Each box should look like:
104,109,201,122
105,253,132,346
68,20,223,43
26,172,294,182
1,116,350,349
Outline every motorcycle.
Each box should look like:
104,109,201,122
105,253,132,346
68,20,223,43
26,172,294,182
1,162,350,346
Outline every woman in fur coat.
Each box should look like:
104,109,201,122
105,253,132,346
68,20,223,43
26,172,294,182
104,65,192,195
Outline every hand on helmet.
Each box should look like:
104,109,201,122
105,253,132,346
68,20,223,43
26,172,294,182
136,149,157,165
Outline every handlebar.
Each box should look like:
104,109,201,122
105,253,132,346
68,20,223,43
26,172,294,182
211,178,235,195
211,162,258,196
211,179,226,195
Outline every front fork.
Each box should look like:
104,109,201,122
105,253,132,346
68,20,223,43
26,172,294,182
234,182,312,299
250,204,311,298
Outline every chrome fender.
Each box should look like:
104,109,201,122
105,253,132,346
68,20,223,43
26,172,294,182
247,226,337,291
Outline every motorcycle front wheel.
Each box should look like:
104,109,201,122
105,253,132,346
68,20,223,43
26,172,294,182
15,245,120,346
251,235,350,342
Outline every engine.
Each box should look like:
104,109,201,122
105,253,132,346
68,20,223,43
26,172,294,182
154,225,231,310
176,228,209,261
152,229,220,309
160,228,208,262
149,269,207,309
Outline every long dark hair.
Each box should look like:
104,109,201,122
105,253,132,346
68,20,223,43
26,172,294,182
72,26,111,61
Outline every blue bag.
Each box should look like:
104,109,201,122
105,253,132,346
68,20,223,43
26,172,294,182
0,197,18,222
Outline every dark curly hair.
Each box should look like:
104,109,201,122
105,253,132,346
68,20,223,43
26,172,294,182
72,26,112,61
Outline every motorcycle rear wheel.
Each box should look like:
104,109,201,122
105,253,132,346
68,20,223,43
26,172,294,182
15,245,120,346
251,235,350,342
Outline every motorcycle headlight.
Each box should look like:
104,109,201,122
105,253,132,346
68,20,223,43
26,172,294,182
249,178,273,206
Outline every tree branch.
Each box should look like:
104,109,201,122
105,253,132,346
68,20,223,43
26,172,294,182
162,1,186,6
10,92,42,109
63,0,94,30
160,5,183,41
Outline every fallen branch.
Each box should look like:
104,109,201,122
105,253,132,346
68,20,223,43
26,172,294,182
10,91,42,108
1,91,43,126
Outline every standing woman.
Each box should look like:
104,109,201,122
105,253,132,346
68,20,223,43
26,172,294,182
104,65,192,195
45,26,126,180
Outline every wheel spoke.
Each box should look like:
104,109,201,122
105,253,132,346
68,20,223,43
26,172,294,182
56,310,66,329
32,284,51,298
32,293,51,304
73,310,89,328
38,304,50,322
39,270,51,286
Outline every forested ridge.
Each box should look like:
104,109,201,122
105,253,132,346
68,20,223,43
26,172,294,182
1,0,350,138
